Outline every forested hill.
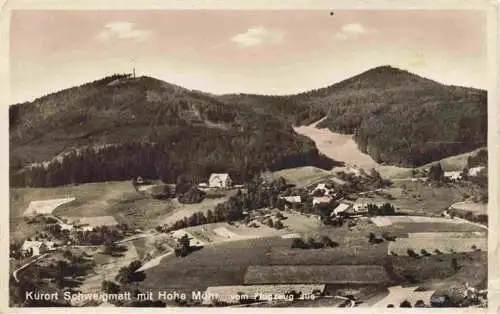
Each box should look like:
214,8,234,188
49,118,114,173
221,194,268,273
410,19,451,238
10,74,339,187
219,66,487,167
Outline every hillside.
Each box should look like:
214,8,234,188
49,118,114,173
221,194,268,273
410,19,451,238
10,74,339,187
219,66,487,167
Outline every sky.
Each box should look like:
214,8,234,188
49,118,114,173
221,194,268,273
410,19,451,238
10,10,487,103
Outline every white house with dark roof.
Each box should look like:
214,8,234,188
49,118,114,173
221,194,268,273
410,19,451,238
208,173,232,189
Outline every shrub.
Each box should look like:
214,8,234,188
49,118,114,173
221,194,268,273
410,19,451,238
407,249,419,258
291,238,307,249
178,186,206,204
150,184,174,199
414,300,426,307
420,249,431,256
274,220,284,230
400,300,412,308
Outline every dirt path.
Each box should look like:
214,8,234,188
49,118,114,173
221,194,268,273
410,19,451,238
12,253,49,282
79,242,139,295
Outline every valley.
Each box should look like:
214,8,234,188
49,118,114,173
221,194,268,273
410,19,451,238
9,67,489,309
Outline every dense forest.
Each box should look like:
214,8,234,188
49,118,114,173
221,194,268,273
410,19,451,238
10,74,338,187
220,66,487,167
10,66,487,187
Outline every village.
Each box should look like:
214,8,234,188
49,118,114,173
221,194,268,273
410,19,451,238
9,156,488,308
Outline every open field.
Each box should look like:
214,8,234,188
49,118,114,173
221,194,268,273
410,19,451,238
450,201,487,214
391,251,487,289
67,215,119,227
293,120,411,179
186,222,281,244
244,265,392,285
294,118,484,180
10,180,233,233
407,232,485,238
136,251,174,272
268,245,389,266
10,181,136,219
388,237,486,255
160,196,231,226
23,198,76,216
371,215,471,226
270,166,335,187
414,147,486,172
140,237,293,293
387,221,485,234
371,182,466,215
280,211,323,235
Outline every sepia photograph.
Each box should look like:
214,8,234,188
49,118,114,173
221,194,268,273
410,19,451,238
4,1,497,310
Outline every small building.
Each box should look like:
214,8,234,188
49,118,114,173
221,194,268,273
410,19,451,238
353,198,386,213
332,203,352,216
198,182,209,188
81,225,94,232
136,176,145,185
313,196,332,206
58,222,74,231
208,173,232,189
21,240,49,256
468,166,486,177
45,241,56,251
279,196,302,203
444,171,463,181
311,183,334,196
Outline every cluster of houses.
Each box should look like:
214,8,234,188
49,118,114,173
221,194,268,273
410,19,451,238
278,180,386,220
444,166,486,182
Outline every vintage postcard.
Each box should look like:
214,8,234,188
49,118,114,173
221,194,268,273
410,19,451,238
2,0,498,312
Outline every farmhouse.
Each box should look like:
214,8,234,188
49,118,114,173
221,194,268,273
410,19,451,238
444,171,463,181
208,173,232,189
468,166,486,177
21,240,53,256
312,196,331,206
